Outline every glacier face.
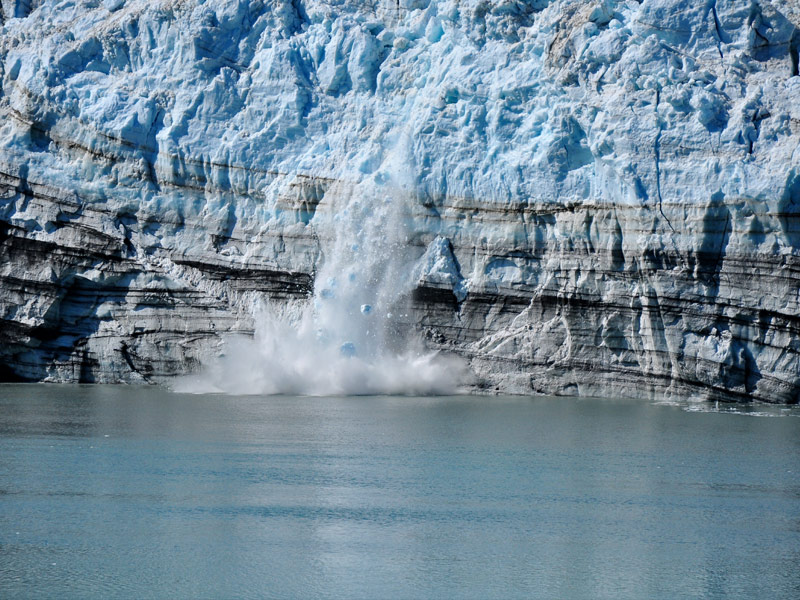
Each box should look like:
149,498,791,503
1,0,800,402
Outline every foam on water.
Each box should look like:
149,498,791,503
177,138,469,396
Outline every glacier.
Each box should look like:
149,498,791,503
1,0,800,402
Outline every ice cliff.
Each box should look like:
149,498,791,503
1,0,800,402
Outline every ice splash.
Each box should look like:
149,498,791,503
175,303,467,396
177,147,469,396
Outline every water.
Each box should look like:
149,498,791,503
1,385,799,599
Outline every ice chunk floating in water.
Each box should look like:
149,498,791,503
178,144,468,396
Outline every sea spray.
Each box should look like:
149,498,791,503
175,302,467,396
177,143,469,396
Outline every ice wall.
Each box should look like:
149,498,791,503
1,0,799,402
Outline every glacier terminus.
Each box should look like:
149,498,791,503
1,0,800,402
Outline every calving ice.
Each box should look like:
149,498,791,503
0,0,799,402
178,133,469,395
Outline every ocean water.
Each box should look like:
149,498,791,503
1,385,799,599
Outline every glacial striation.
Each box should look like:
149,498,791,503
1,0,800,402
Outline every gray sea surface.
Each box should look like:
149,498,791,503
1,384,799,599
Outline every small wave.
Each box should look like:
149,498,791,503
656,400,800,418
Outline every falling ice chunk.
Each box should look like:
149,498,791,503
340,342,357,357
360,304,372,315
